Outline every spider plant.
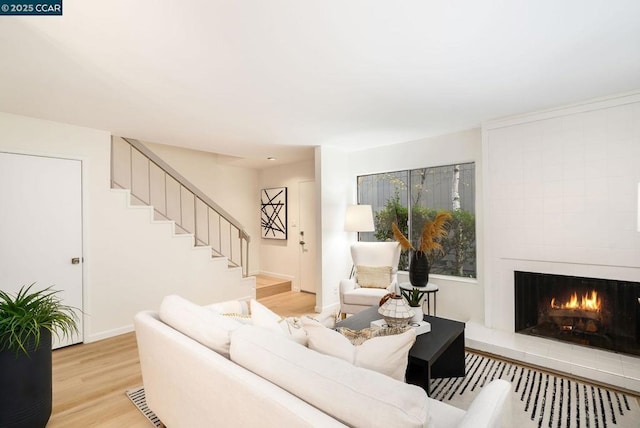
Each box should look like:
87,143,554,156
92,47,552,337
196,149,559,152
0,284,79,356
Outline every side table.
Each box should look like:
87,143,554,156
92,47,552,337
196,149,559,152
399,282,439,316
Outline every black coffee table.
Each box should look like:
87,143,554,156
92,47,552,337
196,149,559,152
336,306,466,394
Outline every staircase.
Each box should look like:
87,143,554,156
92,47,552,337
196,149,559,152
110,136,251,276
107,136,255,307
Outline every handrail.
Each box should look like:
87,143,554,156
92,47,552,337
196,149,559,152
110,137,250,276
122,138,251,243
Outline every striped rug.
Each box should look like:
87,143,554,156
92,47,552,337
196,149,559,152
125,387,164,428
431,352,640,428
126,353,639,428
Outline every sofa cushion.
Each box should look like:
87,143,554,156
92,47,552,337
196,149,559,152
159,295,241,358
250,299,308,345
302,318,416,381
207,299,252,324
356,265,392,288
206,299,250,316
229,325,429,428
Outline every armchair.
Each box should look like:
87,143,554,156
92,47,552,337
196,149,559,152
339,242,401,317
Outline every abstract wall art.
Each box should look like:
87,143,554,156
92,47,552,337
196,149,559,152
260,187,287,240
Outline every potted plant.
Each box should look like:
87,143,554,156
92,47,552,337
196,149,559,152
400,287,425,324
0,284,79,428
392,210,452,286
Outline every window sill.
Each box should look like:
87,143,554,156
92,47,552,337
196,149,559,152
398,271,478,285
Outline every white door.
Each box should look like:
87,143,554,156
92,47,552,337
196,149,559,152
0,152,83,349
298,180,316,293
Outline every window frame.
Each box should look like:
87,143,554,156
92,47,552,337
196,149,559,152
356,160,478,281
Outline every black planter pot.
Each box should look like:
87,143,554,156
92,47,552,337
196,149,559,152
0,328,52,428
409,250,430,286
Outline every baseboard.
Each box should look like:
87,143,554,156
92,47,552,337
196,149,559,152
316,302,339,314
85,324,134,343
259,271,294,281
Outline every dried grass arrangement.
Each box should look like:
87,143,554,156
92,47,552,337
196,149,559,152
392,211,452,255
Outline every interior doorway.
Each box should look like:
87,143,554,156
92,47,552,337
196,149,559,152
0,152,84,349
298,180,316,294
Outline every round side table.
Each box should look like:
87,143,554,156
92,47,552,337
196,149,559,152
399,282,439,316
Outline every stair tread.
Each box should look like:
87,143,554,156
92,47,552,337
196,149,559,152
255,274,291,299
256,275,289,288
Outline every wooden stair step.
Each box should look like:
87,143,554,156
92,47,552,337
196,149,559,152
255,274,292,299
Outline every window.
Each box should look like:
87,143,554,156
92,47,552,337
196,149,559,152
357,163,476,278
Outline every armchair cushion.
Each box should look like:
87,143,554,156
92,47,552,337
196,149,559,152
356,265,392,288
342,287,390,306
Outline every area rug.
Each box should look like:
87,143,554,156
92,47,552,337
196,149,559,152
125,387,164,428
126,352,640,428
431,352,640,428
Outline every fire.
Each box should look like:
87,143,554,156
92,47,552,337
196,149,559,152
550,290,601,311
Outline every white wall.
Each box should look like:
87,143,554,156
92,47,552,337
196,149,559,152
318,145,353,311
318,129,484,322
257,160,315,291
484,91,640,331
0,112,252,342
142,141,260,275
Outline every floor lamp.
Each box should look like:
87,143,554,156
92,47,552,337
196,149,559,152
345,204,375,278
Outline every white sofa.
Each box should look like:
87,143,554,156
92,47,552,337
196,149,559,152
134,296,511,428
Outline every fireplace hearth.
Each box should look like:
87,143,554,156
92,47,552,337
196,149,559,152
514,271,640,357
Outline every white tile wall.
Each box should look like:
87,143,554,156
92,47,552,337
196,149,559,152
481,94,640,390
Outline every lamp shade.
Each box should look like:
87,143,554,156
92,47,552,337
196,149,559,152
344,204,374,232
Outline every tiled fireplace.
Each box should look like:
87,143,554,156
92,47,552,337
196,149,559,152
479,92,640,393
514,271,640,357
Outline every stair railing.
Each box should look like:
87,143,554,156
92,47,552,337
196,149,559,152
110,136,250,277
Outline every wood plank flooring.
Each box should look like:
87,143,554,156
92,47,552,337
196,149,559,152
48,290,316,427
254,275,292,299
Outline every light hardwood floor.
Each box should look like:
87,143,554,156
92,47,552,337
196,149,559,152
48,291,316,427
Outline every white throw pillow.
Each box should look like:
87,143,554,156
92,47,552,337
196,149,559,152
206,299,252,324
207,299,250,315
250,299,308,345
356,265,392,288
229,325,429,428
159,294,242,358
301,318,416,381
337,326,411,346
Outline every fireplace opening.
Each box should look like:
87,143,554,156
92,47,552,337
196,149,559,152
515,271,640,357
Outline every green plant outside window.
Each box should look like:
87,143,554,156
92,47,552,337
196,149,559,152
357,163,476,278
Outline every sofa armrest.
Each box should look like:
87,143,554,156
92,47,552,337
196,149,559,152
458,379,511,428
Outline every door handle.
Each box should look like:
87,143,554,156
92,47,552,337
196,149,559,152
71,257,81,264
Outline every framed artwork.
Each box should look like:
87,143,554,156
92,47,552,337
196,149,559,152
261,187,287,240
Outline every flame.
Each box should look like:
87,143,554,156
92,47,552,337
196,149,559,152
550,290,601,311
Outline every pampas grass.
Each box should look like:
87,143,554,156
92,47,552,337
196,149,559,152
392,210,452,254
392,222,414,251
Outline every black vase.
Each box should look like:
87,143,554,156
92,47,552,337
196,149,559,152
0,328,52,428
409,250,430,286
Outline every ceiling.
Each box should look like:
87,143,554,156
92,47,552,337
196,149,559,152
1,1,639,169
